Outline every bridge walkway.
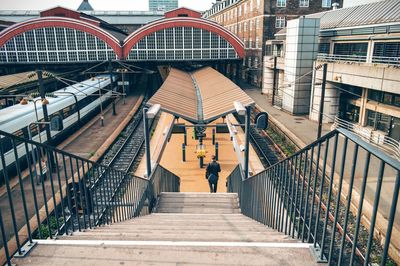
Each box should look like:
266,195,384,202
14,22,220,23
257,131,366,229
12,193,316,266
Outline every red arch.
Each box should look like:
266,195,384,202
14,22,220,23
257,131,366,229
0,17,122,59
123,17,245,59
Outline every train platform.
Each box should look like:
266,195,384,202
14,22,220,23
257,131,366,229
142,117,264,192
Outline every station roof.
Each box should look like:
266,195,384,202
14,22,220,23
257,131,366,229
147,67,254,124
307,0,400,30
0,71,53,96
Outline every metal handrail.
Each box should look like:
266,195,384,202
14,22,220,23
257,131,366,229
227,128,400,265
0,130,180,265
317,53,367,63
332,116,400,160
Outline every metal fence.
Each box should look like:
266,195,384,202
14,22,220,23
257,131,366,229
227,128,400,265
0,129,180,265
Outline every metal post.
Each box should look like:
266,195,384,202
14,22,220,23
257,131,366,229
317,63,328,139
143,108,151,178
98,78,104,127
27,125,39,185
183,127,187,146
215,142,219,161
199,136,204,168
108,60,116,116
37,70,55,169
244,106,251,179
212,128,216,145
272,56,277,106
182,144,186,162
122,70,126,105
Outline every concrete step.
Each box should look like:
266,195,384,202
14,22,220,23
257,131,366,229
13,241,316,266
159,192,238,198
156,207,241,214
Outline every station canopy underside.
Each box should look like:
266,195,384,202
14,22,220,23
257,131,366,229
147,67,254,124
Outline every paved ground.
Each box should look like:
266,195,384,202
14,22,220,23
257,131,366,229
243,84,400,258
159,117,264,193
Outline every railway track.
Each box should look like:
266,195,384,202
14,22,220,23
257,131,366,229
233,113,282,167
248,108,385,265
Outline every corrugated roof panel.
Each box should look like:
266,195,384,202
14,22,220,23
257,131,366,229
148,67,254,124
193,67,254,123
309,0,400,30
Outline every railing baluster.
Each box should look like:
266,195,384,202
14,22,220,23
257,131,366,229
308,142,322,243
13,139,32,244
69,157,81,231
285,157,294,235
289,155,298,236
313,138,330,251
36,148,52,239
292,153,302,238
80,159,91,229
281,160,289,232
75,160,87,229
54,152,68,235
328,137,349,264
0,139,22,253
62,154,75,232
320,134,338,258
364,161,385,266
0,207,11,266
46,151,60,237
380,171,400,265
338,144,359,264
24,142,42,239
301,146,314,241
297,150,308,239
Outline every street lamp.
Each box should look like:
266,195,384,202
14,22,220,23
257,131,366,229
143,104,161,178
234,101,251,179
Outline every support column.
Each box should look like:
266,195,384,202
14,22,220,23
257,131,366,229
359,88,369,126
262,66,274,98
309,81,339,123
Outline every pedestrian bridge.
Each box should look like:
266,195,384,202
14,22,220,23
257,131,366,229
0,7,244,64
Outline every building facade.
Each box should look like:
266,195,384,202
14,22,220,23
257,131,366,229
149,0,178,12
203,0,340,87
263,0,400,142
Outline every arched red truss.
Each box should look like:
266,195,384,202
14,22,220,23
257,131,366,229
0,17,123,59
123,17,245,59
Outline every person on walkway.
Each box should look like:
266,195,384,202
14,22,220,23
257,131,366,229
206,155,221,193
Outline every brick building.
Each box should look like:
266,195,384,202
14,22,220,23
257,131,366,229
203,0,342,87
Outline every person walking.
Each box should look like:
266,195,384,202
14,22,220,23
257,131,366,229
206,155,221,193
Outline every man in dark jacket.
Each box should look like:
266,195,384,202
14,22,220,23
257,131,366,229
206,155,221,193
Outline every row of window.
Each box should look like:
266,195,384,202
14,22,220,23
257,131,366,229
243,37,260,49
243,56,260,68
127,27,238,61
0,27,117,63
226,18,261,34
210,0,262,21
277,0,332,8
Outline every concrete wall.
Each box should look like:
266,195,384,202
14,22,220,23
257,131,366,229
282,17,320,114
314,60,400,95
309,80,340,123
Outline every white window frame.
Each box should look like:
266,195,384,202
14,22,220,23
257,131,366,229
277,0,286,7
299,0,309,7
276,16,285,28
239,5,242,16
244,22,248,32
322,0,331,8
249,38,252,48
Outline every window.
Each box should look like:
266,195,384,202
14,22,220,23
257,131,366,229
249,38,252,48
334,42,368,57
318,43,330,54
250,0,253,12
255,18,259,29
248,57,251,67
254,57,258,68
244,3,247,13
277,0,286,7
322,0,331,7
250,20,253,31
255,37,259,48
239,5,242,16
257,0,260,7
299,0,309,7
244,38,247,48
244,22,247,32
276,16,285,28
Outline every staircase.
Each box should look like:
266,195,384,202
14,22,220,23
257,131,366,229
13,193,316,265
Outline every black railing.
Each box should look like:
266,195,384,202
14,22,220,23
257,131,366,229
0,129,180,265
227,128,400,265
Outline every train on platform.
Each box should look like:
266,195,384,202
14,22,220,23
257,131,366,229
0,75,117,175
